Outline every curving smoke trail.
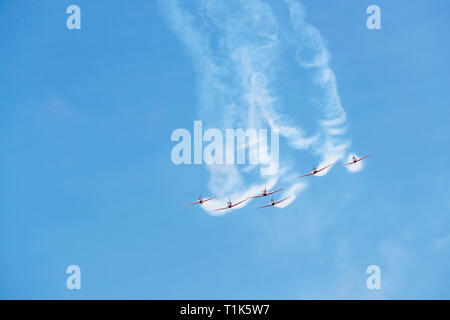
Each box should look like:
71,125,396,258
161,0,357,215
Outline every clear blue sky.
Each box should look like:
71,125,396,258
1,0,450,299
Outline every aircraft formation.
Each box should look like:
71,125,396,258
185,154,371,212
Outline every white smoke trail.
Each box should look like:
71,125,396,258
160,0,359,214
283,0,351,165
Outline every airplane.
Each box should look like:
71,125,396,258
341,154,371,166
298,163,333,179
257,197,291,209
214,198,248,211
185,195,216,205
249,187,283,199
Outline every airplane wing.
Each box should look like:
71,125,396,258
266,188,283,196
274,197,291,205
214,206,230,211
249,194,264,199
202,196,216,203
184,201,199,205
298,172,315,179
358,154,371,161
316,163,333,173
230,198,248,208
256,204,274,209
257,204,273,209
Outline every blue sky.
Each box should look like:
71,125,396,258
1,0,450,299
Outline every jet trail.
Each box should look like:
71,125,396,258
160,0,358,214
